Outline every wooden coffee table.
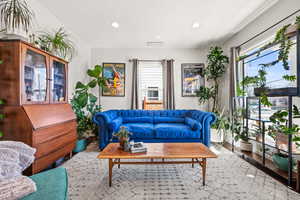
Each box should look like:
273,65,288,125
98,143,217,187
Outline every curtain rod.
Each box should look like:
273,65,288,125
237,9,300,48
129,59,174,62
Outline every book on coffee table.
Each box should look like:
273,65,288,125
130,142,147,153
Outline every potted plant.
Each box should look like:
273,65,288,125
196,46,229,113
35,27,75,61
232,108,253,152
211,108,230,144
112,126,132,149
267,107,300,171
71,65,106,152
0,0,34,40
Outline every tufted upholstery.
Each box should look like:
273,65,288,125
93,110,216,149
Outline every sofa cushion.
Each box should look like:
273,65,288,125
184,117,202,131
21,167,68,200
123,117,153,123
108,117,123,132
122,123,155,139
153,117,184,124
154,123,200,139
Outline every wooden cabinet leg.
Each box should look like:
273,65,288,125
109,159,113,187
297,160,300,192
202,158,206,186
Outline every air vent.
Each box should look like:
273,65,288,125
146,41,164,47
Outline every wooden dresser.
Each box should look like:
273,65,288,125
0,40,77,174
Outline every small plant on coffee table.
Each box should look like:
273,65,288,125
113,126,132,149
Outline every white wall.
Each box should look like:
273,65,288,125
26,0,92,99
91,48,211,111
220,0,300,111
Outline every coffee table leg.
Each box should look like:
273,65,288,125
192,158,194,168
118,159,120,168
202,158,206,186
109,159,113,187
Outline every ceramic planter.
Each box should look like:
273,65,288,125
119,137,129,149
272,154,295,171
240,140,253,152
73,139,87,153
211,128,223,143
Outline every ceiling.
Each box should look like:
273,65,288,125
39,0,278,48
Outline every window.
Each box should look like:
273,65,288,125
138,61,163,110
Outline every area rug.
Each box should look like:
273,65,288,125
63,143,300,200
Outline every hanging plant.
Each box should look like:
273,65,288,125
35,27,75,61
0,0,34,33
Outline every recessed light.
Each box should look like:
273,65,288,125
155,35,161,39
192,22,200,29
112,22,119,28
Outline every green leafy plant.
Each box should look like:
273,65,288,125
212,109,231,144
232,108,249,142
112,126,132,139
197,46,229,112
0,0,34,33
267,106,300,152
35,27,75,61
71,65,106,139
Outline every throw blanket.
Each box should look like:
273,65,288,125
0,141,37,199
0,176,37,200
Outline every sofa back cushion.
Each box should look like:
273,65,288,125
153,117,184,124
123,117,153,123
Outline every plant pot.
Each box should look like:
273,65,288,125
211,128,223,143
285,24,298,38
240,140,253,152
73,139,87,153
272,153,295,172
119,137,129,149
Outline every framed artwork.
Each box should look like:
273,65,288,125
181,63,204,97
102,63,125,96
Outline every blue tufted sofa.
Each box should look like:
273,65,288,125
93,110,216,149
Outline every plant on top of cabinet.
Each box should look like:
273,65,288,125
35,27,75,61
196,46,229,113
0,0,34,35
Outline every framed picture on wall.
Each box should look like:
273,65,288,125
102,63,125,96
181,63,204,97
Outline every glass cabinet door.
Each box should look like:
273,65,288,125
23,49,48,103
51,60,66,102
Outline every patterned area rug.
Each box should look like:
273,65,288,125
63,143,300,200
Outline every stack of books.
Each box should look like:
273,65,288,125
130,142,147,153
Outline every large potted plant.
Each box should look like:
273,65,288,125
211,109,230,144
34,27,75,61
267,107,300,171
0,0,34,39
71,65,106,152
196,46,229,113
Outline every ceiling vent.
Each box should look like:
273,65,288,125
146,41,164,47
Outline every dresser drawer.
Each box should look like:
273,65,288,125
34,130,77,158
33,142,75,173
33,120,77,145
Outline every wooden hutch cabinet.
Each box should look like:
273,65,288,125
0,40,77,174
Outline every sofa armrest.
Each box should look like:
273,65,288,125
93,110,119,149
187,110,216,146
